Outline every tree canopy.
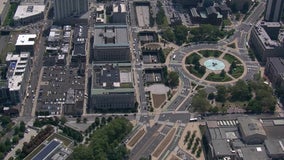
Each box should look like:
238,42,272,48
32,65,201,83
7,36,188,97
71,117,133,160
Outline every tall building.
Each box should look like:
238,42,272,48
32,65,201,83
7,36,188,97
264,0,284,22
54,0,88,22
93,24,130,62
0,0,10,25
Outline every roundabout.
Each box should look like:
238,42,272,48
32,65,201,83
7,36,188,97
183,49,246,84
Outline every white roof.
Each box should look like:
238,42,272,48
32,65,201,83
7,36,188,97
13,5,45,20
96,4,104,11
16,34,37,46
6,52,30,91
113,3,126,13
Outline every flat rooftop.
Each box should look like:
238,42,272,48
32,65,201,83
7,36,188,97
94,24,129,47
32,139,61,160
13,5,45,20
16,34,37,46
113,3,126,12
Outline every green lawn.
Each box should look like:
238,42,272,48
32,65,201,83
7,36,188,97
198,50,222,58
205,73,232,82
223,54,241,64
185,53,201,64
186,66,204,78
230,66,244,78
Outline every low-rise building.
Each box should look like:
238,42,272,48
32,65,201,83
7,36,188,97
89,63,135,113
112,3,127,24
16,34,37,56
205,116,284,160
13,5,45,25
95,4,106,23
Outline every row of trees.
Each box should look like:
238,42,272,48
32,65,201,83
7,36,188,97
18,125,54,159
71,117,133,160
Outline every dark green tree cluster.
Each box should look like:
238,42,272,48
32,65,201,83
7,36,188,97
71,117,133,160
189,24,227,42
191,90,212,112
61,126,83,142
167,71,179,88
19,126,54,159
156,1,167,26
161,25,188,45
212,80,276,113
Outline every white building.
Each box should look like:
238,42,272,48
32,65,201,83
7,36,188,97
13,5,45,25
6,52,31,103
15,34,37,55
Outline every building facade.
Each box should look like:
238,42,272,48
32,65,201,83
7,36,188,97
264,0,284,22
54,0,88,22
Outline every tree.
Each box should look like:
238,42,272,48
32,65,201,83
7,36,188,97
95,117,100,126
76,117,81,123
230,80,251,101
19,121,25,132
12,136,19,145
107,116,113,123
173,25,188,45
208,93,215,100
71,145,93,160
162,28,175,42
229,61,237,74
60,116,67,124
215,86,227,102
220,70,226,78
0,116,11,127
83,118,88,124
168,71,179,88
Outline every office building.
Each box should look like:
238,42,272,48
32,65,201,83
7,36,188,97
93,24,130,62
54,0,88,22
13,5,45,25
0,0,10,25
89,64,135,113
264,0,284,22
249,21,284,63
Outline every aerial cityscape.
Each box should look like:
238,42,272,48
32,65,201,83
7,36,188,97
0,0,284,159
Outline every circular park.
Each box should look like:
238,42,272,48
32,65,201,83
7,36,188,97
184,49,246,83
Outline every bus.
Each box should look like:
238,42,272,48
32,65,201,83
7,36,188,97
189,118,198,122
